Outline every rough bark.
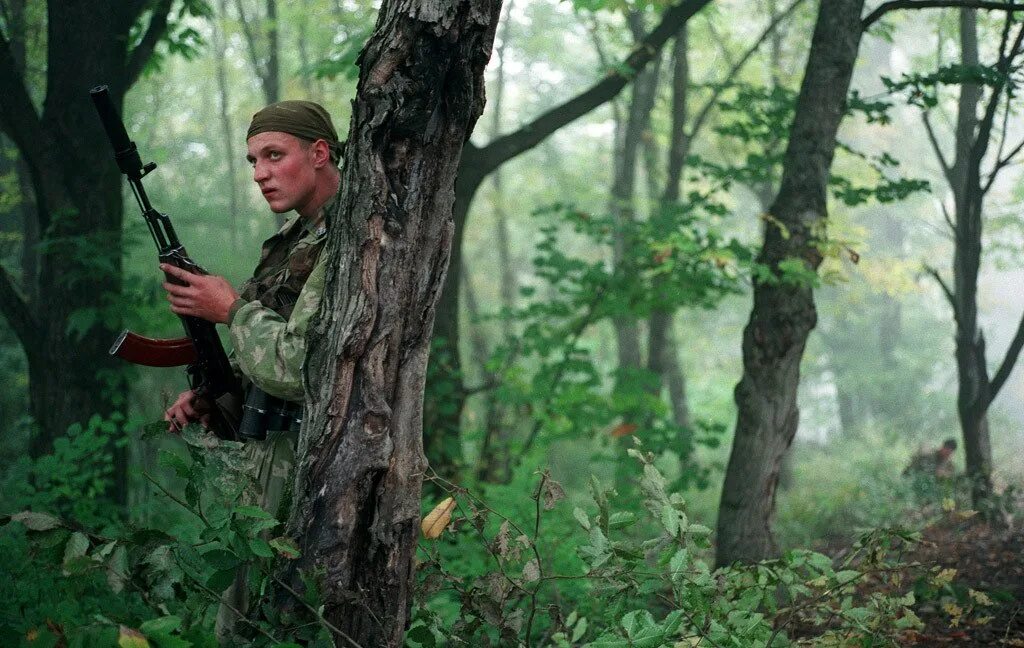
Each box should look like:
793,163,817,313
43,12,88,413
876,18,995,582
0,1,176,505
429,0,713,477
715,0,865,567
283,0,501,642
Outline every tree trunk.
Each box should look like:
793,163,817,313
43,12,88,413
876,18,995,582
215,0,241,251
1,1,176,506
647,25,691,431
949,8,993,505
715,0,865,567
282,0,501,642
611,11,661,376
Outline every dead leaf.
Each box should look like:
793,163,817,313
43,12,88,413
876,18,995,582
611,423,637,438
421,497,456,539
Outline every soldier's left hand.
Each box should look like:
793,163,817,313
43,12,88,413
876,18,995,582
161,264,239,324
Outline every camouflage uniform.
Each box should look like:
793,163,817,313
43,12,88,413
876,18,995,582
227,189,338,399
215,192,336,641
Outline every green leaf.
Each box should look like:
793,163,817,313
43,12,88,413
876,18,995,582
201,549,241,570
63,531,91,573
406,625,436,648
139,616,182,637
270,536,301,559
205,568,236,591
234,505,276,520
573,507,591,530
11,511,63,531
249,538,275,559
107,545,129,594
158,450,192,480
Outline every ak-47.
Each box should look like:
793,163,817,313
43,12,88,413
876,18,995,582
91,85,241,440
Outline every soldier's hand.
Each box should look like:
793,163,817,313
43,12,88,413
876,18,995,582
164,389,212,433
161,264,239,324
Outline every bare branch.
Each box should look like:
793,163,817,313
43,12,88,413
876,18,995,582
125,0,174,87
0,263,38,349
921,110,953,183
475,0,714,174
689,0,806,141
924,264,957,317
939,199,955,232
988,308,1024,404
234,0,269,93
862,1,1024,31
984,136,1024,194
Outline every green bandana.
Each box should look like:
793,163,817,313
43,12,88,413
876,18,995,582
247,100,341,163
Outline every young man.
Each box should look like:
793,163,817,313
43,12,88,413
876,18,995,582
162,100,341,431
160,100,342,639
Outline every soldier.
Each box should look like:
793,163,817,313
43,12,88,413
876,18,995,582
161,100,341,430
158,100,341,637
903,438,958,480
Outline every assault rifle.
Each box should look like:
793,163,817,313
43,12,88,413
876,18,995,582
91,85,242,440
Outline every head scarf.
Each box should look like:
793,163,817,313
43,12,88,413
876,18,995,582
247,100,342,164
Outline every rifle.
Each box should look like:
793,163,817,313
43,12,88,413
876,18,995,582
91,85,242,440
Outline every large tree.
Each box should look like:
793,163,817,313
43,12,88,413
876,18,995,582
0,0,179,501
714,0,1024,565
279,0,502,642
715,0,867,567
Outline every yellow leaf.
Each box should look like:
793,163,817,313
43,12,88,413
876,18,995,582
118,626,151,648
932,567,957,587
25,629,38,642
421,497,456,539
943,602,963,627
968,589,993,606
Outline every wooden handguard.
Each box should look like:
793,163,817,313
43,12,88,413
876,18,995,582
109,330,198,367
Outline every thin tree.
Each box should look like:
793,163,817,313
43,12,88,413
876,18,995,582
922,8,1024,507
279,0,502,642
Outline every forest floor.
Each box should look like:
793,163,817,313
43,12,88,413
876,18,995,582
898,514,1024,646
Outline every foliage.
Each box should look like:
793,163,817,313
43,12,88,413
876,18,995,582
409,449,985,647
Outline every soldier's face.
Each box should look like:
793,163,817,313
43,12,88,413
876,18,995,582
246,132,319,215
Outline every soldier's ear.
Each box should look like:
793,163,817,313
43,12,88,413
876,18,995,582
311,139,331,168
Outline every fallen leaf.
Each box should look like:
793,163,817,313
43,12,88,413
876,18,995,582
421,497,456,539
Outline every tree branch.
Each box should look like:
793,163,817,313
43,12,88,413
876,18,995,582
474,0,714,175
0,263,38,349
234,0,269,92
125,0,175,87
988,308,1024,404
924,264,957,318
921,109,953,183
0,31,46,180
984,136,1024,193
689,0,805,141
862,1,1024,30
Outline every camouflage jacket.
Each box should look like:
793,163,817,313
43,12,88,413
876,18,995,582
227,191,338,400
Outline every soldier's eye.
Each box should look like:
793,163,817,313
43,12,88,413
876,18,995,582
269,151,283,160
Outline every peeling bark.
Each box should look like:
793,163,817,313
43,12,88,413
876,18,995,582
283,0,501,642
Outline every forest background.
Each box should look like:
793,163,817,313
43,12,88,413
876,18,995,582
1,0,1024,645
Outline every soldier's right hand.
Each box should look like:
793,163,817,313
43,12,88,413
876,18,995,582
164,389,212,433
